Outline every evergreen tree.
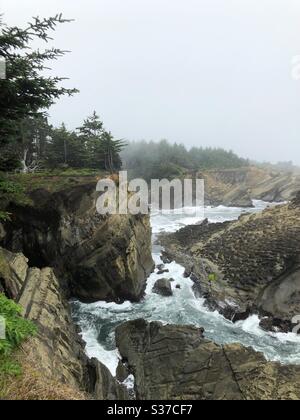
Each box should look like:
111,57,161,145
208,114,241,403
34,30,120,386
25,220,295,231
45,124,86,168
101,132,127,173
77,112,105,168
0,15,77,170
77,112,127,171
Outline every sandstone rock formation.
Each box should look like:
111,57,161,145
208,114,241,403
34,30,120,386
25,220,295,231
160,196,300,330
2,182,154,302
0,247,127,400
116,320,300,400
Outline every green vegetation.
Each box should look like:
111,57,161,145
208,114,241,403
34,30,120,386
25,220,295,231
122,140,249,181
7,169,107,196
0,14,126,173
0,174,31,220
0,15,77,170
0,294,37,387
0,15,126,217
208,273,218,282
42,112,127,172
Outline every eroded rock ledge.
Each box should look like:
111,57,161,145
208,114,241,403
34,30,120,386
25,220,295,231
0,247,127,400
160,195,300,331
1,182,154,303
116,320,300,400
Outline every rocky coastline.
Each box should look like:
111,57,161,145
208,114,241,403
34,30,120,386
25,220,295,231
160,194,300,332
0,247,128,399
0,181,154,399
1,179,300,400
201,167,300,207
116,319,300,400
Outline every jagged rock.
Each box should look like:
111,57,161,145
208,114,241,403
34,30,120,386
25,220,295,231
2,183,154,303
157,269,169,275
0,247,127,400
160,198,300,331
152,278,173,297
116,360,130,383
116,320,300,400
89,358,128,400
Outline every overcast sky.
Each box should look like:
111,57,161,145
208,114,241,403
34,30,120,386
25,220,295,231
1,0,300,163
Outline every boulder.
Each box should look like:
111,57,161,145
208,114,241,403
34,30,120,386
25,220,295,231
152,278,173,297
157,269,169,275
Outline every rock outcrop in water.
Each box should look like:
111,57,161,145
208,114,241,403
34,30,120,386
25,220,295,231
160,195,300,331
1,182,154,303
116,320,300,400
152,278,173,296
0,247,127,400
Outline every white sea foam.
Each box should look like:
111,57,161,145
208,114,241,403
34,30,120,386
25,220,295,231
72,200,300,375
80,327,119,376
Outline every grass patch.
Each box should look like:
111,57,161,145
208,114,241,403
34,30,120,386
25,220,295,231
7,168,108,195
2,352,89,400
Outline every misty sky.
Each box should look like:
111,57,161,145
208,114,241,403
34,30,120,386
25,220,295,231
1,0,300,164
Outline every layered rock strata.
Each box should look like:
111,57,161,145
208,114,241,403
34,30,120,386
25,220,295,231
116,320,300,400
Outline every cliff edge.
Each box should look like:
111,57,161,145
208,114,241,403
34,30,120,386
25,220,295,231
1,182,154,303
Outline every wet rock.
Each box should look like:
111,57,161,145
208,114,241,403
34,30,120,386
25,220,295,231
152,278,173,297
157,269,169,275
116,320,300,400
259,317,292,334
161,252,172,264
259,318,278,333
116,360,130,383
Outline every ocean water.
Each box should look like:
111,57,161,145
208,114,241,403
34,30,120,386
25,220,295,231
71,201,300,376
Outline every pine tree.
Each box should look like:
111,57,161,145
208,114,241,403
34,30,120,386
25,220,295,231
77,112,105,168
45,124,86,168
0,15,77,170
101,132,127,173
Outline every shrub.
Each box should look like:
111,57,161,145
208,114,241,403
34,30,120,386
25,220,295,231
0,294,37,379
0,174,31,213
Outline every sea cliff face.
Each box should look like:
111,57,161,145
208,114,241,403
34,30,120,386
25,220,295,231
1,182,154,302
0,180,154,399
0,247,128,400
200,167,300,207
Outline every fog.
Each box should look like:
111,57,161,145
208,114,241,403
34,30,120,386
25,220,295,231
1,0,300,164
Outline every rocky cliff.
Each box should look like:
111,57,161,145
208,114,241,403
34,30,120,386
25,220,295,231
201,167,300,207
0,247,128,400
160,195,300,331
1,182,154,302
116,320,300,400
